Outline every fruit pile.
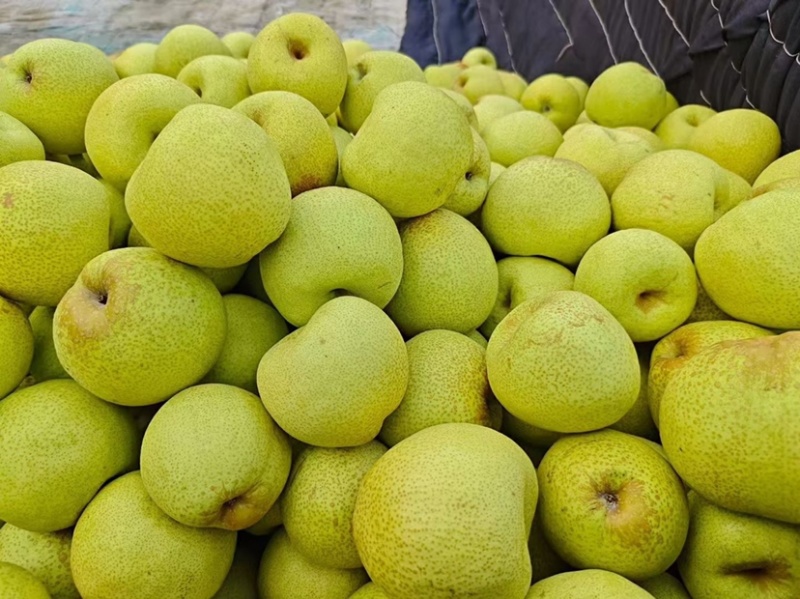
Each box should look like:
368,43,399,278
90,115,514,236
0,11,798,599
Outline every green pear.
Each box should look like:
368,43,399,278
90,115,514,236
26,307,67,386
527,570,656,598
342,81,473,218
499,70,527,100
177,55,250,108
141,384,291,530
678,492,800,599
611,150,750,252
0,39,118,154
685,278,730,323
753,148,800,188
112,42,157,77
753,175,800,196
618,125,667,151
233,91,338,195
330,126,352,186
0,298,33,399
0,380,138,532
585,62,666,129
662,91,679,116
486,291,640,432
260,186,402,326
235,256,271,303
53,247,226,406
84,74,201,189
71,471,236,599
349,583,390,598
97,179,131,248
472,94,523,133
482,110,563,166
283,442,386,570
528,503,570,583
521,73,582,131
385,208,498,336
488,161,506,185
0,525,78,599
501,411,563,450
661,332,800,524
637,573,691,599
574,229,697,342
654,104,716,148
648,321,771,426
424,62,464,88
343,39,372,67
245,500,283,537
247,13,347,116
555,125,653,194
610,351,658,441
443,127,491,215
566,76,589,106
203,294,288,393
481,156,610,266
0,562,51,599
695,190,800,328
258,296,408,447
212,544,259,599
126,103,291,268
380,330,500,446
222,31,256,59
688,108,781,183
0,161,109,306
576,109,593,124
258,528,367,598
441,89,480,129
462,47,497,68
453,65,505,104
339,51,425,133
154,24,231,78
0,111,45,166
538,430,688,579
354,424,536,598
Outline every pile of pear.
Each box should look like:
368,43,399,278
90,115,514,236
0,12,799,599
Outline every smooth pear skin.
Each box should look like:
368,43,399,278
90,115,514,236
526,570,656,599
177,55,251,108
585,62,666,129
154,24,231,78
0,111,45,167
0,562,51,599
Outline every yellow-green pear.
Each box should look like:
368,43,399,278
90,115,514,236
661,333,800,524
528,511,571,583
481,156,610,266
472,94,523,133
234,91,337,195
330,125,352,186
753,175,800,196
353,423,537,599
0,39,118,155
694,190,800,328
0,161,110,306
576,109,594,124
521,73,582,131
154,24,231,78
688,108,781,183
486,291,640,432
662,91,679,116
258,296,408,447
85,74,201,189
424,62,464,88
678,492,800,599
339,51,425,133
222,31,256,59
462,47,497,68
538,430,689,579
489,161,506,185
247,13,347,115
610,352,658,441
342,81,473,218
112,42,157,77
26,307,67,386
245,501,282,537
753,147,800,187
555,124,653,194
443,128,491,215
343,39,372,67
235,256,271,303
141,384,291,530
349,583,389,598
527,570,656,598
0,112,45,166
0,298,33,399
502,411,563,450
0,562,51,599
380,330,499,446
126,103,291,268
654,104,716,148
0,380,139,532
566,75,589,106
618,125,667,150
574,229,697,342
177,55,250,107
71,471,236,599
283,442,387,569
637,573,691,599
0,525,78,599
53,248,227,406
685,278,730,323
499,70,527,100
585,62,666,129
482,110,563,166
258,528,367,598
441,89,480,129
453,64,505,104
212,544,259,599
386,208,497,336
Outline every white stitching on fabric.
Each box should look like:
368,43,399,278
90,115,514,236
586,0,619,63
547,0,575,62
656,0,691,47
430,0,443,64
624,0,661,75
766,7,800,59
700,89,712,105
495,1,517,71
708,0,754,108
475,0,489,40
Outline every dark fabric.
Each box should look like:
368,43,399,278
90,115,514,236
400,0,488,66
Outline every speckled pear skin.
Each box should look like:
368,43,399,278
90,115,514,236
660,332,800,524
0,561,52,599
0,525,79,599
0,161,110,307
486,291,640,433
53,247,227,406
352,423,537,599
257,528,368,599
443,127,491,216
154,24,231,78
348,582,390,598
0,38,118,155
0,380,139,533
140,383,292,530
342,81,473,218
678,492,800,599
259,186,403,326
526,569,656,599
537,430,689,580
112,42,157,78
637,572,691,599
222,32,256,59
84,74,201,189
257,296,409,448
0,298,33,399
125,103,291,269
177,55,250,108
71,471,236,599
0,111,45,167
